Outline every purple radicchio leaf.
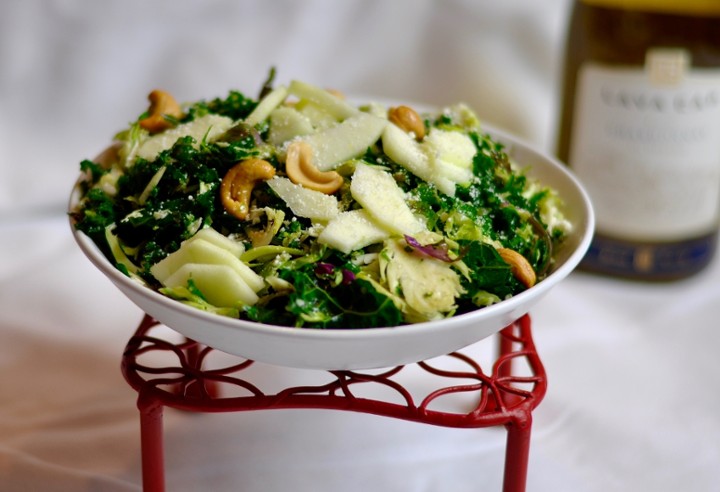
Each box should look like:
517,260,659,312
314,262,335,276
404,235,455,262
341,269,356,285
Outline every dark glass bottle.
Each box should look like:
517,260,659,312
557,0,720,280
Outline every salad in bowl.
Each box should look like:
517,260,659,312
69,70,592,369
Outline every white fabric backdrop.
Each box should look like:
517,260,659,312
3,1,720,491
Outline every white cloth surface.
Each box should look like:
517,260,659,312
2,1,720,491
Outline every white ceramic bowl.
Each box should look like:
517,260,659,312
70,124,594,370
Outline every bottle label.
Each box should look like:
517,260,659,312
569,48,720,241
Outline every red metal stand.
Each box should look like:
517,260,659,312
121,313,546,492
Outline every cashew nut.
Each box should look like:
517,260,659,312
498,248,536,288
388,105,425,140
285,141,344,194
139,89,184,133
221,159,276,220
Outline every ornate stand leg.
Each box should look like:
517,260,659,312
137,391,165,492
498,325,516,380
502,413,533,492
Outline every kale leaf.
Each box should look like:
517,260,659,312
269,262,403,328
72,187,116,250
456,240,518,301
185,91,257,122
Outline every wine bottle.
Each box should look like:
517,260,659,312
557,0,720,280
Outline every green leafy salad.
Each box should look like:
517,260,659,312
71,70,571,328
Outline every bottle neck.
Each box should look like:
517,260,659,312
580,0,720,16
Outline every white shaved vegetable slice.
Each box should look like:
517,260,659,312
296,112,388,171
266,176,339,222
296,100,338,129
135,114,234,162
350,163,425,236
268,106,314,146
190,227,245,258
318,209,390,254
422,128,476,186
287,79,358,120
163,263,259,307
382,123,456,196
151,237,263,292
244,85,288,127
